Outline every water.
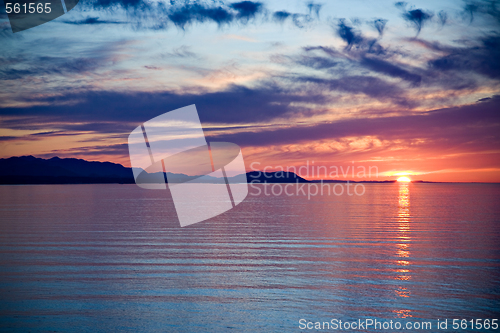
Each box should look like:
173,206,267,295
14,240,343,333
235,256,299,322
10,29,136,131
0,183,499,332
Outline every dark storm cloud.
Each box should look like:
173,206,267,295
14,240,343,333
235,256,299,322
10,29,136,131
205,95,500,150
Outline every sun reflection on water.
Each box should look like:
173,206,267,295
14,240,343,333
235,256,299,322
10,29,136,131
395,182,412,314
393,309,412,319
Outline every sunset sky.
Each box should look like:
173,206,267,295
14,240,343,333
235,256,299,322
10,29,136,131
1,0,499,182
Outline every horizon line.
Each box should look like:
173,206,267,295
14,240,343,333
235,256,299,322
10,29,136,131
2,155,499,184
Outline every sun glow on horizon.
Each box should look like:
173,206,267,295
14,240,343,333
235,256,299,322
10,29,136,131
397,176,412,182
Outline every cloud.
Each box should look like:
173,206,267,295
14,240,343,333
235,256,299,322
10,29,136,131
273,11,291,23
335,19,384,54
63,16,124,25
307,2,322,19
397,3,434,36
6,93,499,169
81,0,265,30
0,84,330,127
84,0,146,10
0,3,7,19
161,45,199,59
370,18,388,36
0,40,127,81
302,20,496,92
360,57,422,86
37,143,130,159
296,55,338,70
0,136,18,142
290,14,315,29
205,95,500,151
0,56,104,80
429,35,500,80
73,0,324,31
462,0,500,24
0,24,15,38
230,1,262,22
301,27,422,87
167,3,235,29
438,10,447,26
298,75,414,107
30,131,80,137
336,19,363,50
272,3,322,29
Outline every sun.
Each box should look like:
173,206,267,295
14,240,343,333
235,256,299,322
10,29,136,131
397,176,412,182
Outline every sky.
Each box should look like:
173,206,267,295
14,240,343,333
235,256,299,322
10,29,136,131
0,0,499,182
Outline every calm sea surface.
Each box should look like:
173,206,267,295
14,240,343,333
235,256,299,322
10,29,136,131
0,183,499,332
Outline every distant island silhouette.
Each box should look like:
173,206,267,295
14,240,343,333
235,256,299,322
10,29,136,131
0,156,433,185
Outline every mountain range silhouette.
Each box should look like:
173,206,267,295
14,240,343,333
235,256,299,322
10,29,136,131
0,156,311,185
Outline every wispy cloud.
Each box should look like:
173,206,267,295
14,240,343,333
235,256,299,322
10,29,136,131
369,18,388,36
78,0,266,30
462,0,500,24
161,45,200,59
396,2,434,36
429,35,500,80
206,95,500,150
298,75,415,107
63,16,124,25
0,84,328,125
0,56,104,80
71,0,322,30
